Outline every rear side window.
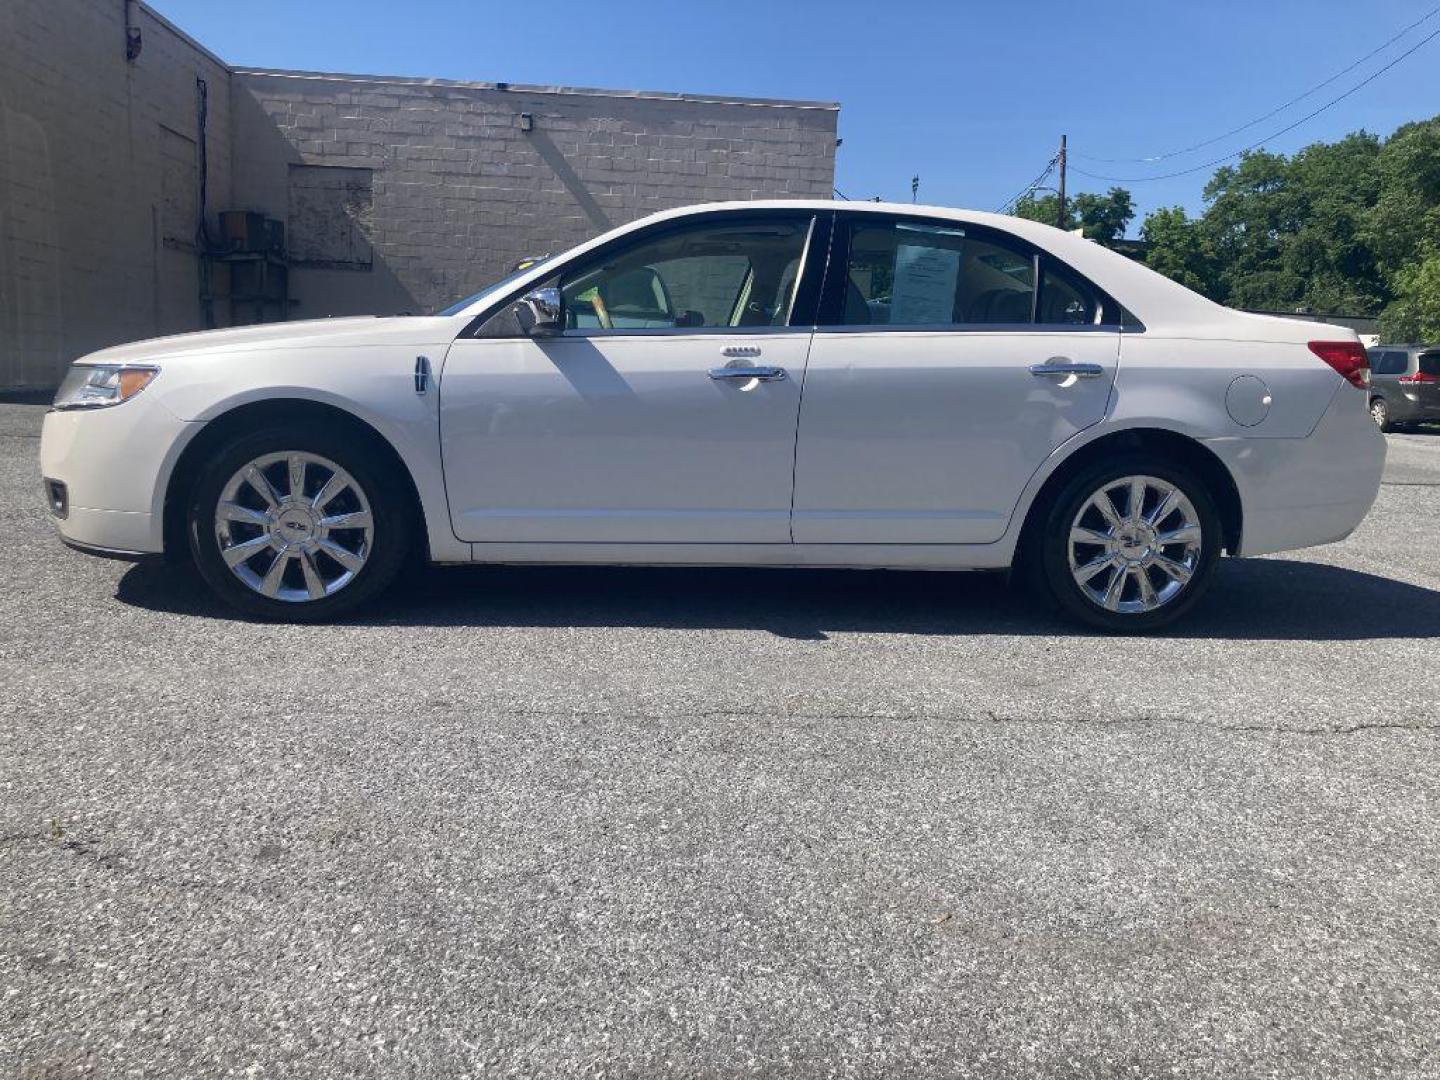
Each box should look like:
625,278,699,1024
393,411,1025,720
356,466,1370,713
1419,352,1440,377
1038,264,1099,325
829,217,1109,328
838,222,1036,326
1375,350,1411,375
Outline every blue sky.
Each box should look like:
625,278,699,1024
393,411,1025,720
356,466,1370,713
154,0,1438,235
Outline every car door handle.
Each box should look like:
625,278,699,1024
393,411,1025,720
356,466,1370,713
1029,360,1105,378
709,366,787,382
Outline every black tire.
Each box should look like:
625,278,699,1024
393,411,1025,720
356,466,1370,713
1371,397,1392,433
186,424,413,621
1035,455,1221,633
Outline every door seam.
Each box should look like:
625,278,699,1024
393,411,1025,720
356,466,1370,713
787,212,837,542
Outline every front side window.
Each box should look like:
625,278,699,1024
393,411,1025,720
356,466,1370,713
559,216,811,332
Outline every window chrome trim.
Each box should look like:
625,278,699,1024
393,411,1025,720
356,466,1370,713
782,214,818,328
553,324,817,340
540,321,1128,339
806,322,1127,336
1028,253,1040,325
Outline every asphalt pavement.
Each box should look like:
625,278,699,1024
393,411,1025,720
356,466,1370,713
3,400,1439,1077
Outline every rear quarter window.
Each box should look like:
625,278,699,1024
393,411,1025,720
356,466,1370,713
1373,351,1410,375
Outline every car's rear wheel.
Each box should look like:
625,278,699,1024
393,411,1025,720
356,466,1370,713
1371,397,1392,432
1037,456,1221,632
187,425,412,620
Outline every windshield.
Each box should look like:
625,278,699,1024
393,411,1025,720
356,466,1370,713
433,255,555,316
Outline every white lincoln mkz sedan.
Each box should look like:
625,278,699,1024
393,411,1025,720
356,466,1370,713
40,200,1385,630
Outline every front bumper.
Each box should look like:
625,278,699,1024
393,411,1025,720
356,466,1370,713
61,535,159,562
39,398,196,556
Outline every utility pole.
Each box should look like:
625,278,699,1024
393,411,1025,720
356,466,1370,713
1056,134,1067,230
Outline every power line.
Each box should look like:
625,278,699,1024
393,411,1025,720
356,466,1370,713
1071,23,1440,185
1073,3,1440,165
997,152,1060,213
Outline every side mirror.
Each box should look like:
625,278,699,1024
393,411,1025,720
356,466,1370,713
513,287,562,337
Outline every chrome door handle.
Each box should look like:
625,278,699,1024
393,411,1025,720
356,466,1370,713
1030,360,1104,378
709,366,787,382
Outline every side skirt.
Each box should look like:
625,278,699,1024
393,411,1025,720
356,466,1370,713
450,541,1015,571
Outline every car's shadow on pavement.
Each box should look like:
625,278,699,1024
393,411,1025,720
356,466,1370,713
114,557,1440,641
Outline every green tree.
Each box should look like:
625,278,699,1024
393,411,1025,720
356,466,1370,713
1072,188,1136,243
1366,118,1440,275
1009,117,1440,334
1139,206,1214,294
1379,255,1440,342
1011,192,1069,230
1368,118,1440,337
1282,132,1386,314
1199,149,1307,309
1011,187,1134,243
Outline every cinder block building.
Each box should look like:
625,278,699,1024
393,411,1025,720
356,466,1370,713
0,0,839,389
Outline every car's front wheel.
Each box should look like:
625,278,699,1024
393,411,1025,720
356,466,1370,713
187,425,413,620
1037,457,1221,632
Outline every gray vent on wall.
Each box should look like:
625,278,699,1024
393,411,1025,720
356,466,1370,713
287,164,375,270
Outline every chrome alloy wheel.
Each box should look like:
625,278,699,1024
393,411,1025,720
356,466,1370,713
213,451,373,602
1067,474,1203,615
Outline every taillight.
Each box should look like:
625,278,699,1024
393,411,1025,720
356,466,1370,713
1400,371,1438,384
1308,340,1370,389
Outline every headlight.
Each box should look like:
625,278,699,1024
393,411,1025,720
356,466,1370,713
52,364,160,411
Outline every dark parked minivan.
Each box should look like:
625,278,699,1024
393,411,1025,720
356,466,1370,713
1367,345,1440,431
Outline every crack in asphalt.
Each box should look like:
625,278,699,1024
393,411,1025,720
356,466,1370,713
1228,720,1440,735
0,830,128,871
422,703,1440,736
0,830,288,898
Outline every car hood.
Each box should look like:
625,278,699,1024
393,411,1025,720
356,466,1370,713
80,316,462,363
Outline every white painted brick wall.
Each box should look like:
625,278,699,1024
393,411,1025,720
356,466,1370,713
0,0,233,388
0,2,837,387
232,73,839,319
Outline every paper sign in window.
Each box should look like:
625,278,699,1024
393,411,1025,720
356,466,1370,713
890,243,961,325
